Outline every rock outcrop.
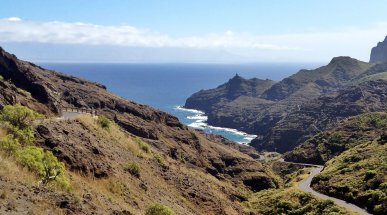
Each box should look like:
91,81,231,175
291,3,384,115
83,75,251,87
370,36,387,63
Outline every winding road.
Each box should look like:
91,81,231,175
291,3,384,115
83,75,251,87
297,165,371,215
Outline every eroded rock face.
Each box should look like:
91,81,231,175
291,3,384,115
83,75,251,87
35,122,113,178
370,36,387,63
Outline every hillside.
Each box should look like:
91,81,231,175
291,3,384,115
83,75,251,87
311,137,387,215
0,47,281,215
251,82,387,152
284,112,387,164
282,112,387,214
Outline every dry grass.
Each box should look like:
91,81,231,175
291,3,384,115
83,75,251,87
0,152,37,185
76,116,142,156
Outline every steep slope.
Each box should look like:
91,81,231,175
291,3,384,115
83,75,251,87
284,112,387,164
370,36,387,63
0,47,279,214
311,138,387,215
251,80,387,152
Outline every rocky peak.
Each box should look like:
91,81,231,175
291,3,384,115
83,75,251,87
370,35,387,63
329,56,357,65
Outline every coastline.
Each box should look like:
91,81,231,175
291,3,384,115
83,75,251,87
174,106,257,144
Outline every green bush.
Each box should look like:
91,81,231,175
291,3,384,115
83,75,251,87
125,161,140,177
15,146,70,190
0,104,42,144
0,75,3,80
98,115,111,129
0,135,21,155
145,204,176,215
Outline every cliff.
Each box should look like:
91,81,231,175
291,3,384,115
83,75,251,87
370,36,387,63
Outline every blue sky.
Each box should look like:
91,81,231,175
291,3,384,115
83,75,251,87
1,0,387,62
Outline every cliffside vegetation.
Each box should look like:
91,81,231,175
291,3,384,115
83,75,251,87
243,167,355,214
311,139,387,214
0,104,70,190
284,112,387,164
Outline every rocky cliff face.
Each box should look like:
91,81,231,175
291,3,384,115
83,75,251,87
0,47,279,214
370,36,387,63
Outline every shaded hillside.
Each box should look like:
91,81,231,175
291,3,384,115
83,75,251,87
311,137,387,214
0,47,279,215
284,112,387,164
251,80,387,152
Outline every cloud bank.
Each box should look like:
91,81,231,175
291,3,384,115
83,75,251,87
1,17,386,62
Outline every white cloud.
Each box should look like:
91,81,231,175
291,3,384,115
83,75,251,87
0,18,292,50
7,17,22,22
0,17,386,62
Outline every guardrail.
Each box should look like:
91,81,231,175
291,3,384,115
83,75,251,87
61,106,97,116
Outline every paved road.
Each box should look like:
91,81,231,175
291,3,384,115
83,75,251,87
61,111,83,119
298,166,371,215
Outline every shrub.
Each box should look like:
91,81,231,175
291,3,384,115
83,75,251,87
145,204,176,215
0,104,42,144
0,75,3,80
15,146,70,190
98,115,111,129
125,161,140,177
0,135,21,155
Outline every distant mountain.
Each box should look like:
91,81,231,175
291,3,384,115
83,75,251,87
262,56,370,101
370,36,387,63
185,74,275,113
185,42,387,153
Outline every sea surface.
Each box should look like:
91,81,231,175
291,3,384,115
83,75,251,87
40,63,321,144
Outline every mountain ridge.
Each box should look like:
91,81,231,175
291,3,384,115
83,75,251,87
184,40,387,153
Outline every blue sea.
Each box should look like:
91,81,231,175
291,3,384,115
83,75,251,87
40,63,321,144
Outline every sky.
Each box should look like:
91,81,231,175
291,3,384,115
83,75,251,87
0,0,387,63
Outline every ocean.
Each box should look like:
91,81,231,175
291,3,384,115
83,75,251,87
40,63,321,144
